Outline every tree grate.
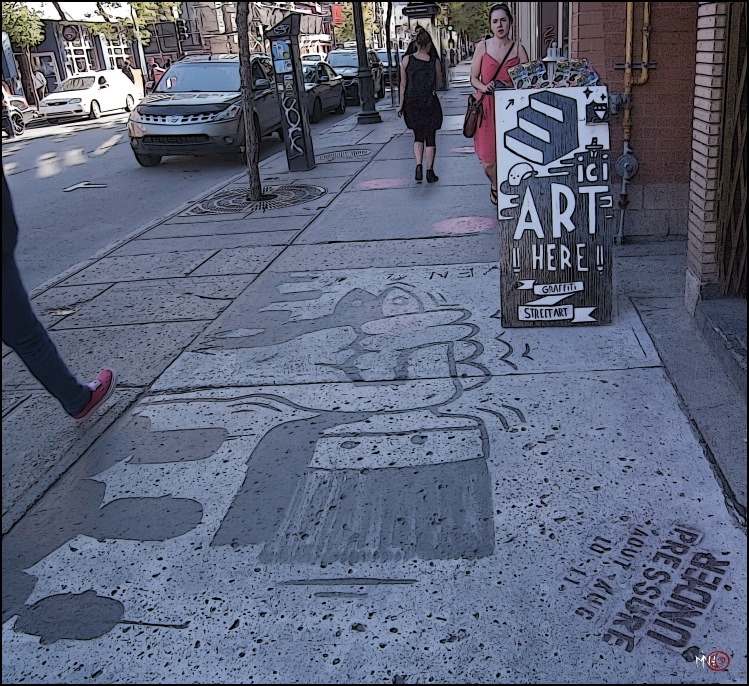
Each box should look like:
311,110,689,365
315,149,372,162
181,185,327,216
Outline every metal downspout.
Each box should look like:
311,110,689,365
616,2,651,244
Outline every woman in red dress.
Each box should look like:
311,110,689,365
470,3,528,205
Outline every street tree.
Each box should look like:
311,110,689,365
445,1,492,41
86,2,183,46
1,1,45,106
236,2,263,202
335,2,375,45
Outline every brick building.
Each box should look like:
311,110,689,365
510,2,745,325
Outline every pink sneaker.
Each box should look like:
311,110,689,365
72,369,118,420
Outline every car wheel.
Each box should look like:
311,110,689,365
349,86,361,106
335,92,346,114
133,151,161,167
11,112,25,135
89,100,101,120
310,97,322,123
378,77,385,99
125,95,135,112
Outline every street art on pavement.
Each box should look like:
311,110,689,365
2,264,744,683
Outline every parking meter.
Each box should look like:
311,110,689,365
266,14,316,172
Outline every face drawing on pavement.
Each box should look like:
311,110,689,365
207,281,507,564
5,274,528,644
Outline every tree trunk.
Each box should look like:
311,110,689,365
19,49,39,107
236,2,262,201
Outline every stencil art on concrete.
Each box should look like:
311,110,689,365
3,264,744,684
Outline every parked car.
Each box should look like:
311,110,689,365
325,49,384,104
39,70,140,124
127,53,283,167
376,48,405,87
1,94,35,136
303,53,325,62
302,61,346,122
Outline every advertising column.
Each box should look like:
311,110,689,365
494,83,614,327
267,14,316,172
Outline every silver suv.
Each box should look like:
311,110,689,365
128,54,282,167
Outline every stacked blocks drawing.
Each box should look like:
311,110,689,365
504,91,579,165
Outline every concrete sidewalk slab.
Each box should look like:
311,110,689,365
47,275,255,329
269,235,498,272
147,214,311,235
60,250,216,286
2,321,209,389
2,389,139,534
190,246,285,277
109,230,300,256
296,185,496,244
348,156,487,188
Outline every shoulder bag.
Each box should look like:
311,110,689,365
463,41,515,138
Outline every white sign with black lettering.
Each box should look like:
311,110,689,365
495,86,614,327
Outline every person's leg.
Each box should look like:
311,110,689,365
413,139,424,165
424,129,437,170
482,161,497,189
2,253,90,416
425,130,439,182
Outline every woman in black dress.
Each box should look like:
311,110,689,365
397,30,443,183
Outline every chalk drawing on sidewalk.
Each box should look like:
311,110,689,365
203,281,518,564
5,267,533,644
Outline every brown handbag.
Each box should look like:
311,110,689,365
463,42,515,138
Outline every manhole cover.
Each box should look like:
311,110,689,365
183,185,326,216
316,149,372,162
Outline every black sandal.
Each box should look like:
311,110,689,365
490,187,498,205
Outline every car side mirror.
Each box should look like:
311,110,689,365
99,83,108,88
318,74,329,83
254,78,271,89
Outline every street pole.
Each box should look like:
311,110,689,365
130,3,148,95
353,1,381,124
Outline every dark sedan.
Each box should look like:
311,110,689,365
326,49,384,104
302,61,347,122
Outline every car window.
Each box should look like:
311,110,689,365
251,60,266,83
257,58,273,79
155,62,240,93
327,52,358,68
303,65,317,83
59,77,95,91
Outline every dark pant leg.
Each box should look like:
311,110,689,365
2,253,89,415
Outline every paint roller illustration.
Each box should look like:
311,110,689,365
505,91,579,165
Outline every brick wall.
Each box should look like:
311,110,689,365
571,2,698,240
685,2,729,310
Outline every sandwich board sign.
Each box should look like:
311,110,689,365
494,87,614,327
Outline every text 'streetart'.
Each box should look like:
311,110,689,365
495,87,614,327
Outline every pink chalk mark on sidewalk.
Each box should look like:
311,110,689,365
356,178,412,190
432,216,498,235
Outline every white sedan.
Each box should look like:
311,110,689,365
40,70,141,124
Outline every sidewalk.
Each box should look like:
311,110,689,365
2,77,746,684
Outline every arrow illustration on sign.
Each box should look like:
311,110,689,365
516,287,597,323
